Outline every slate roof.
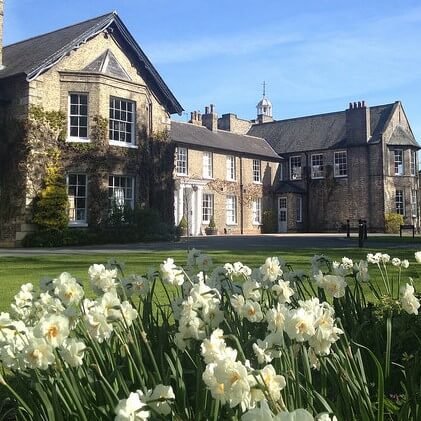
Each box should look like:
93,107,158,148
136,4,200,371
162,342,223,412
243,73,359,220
387,125,419,147
83,49,131,81
0,12,183,114
171,121,280,160
247,102,419,154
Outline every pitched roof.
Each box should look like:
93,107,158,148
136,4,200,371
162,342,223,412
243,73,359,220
247,103,412,154
387,125,419,148
170,121,280,160
0,12,183,114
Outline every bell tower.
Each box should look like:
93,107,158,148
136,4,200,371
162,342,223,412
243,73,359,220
256,81,273,124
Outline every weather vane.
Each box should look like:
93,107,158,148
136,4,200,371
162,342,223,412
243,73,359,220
262,81,266,97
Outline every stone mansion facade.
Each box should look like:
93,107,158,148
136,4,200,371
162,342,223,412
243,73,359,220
0,6,419,246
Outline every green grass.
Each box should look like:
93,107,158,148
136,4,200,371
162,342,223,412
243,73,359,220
1,247,420,311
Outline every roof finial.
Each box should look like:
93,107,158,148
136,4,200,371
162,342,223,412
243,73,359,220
262,81,266,98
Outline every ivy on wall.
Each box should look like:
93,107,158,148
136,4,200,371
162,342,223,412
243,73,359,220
1,105,176,237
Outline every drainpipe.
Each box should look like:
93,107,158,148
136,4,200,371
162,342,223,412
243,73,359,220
240,156,244,234
305,151,310,232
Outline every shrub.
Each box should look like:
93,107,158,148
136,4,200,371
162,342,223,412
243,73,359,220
33,165,69,230
385,212,404,233
261,209,277,233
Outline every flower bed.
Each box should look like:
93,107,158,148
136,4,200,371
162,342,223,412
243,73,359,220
0,251,420,420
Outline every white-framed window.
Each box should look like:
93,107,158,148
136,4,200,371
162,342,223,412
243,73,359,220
290,156,302,180
109,97,136,144
203,151,213,178
226,156,236,181
108,175,134,211
67,173,87,224
394,149,404,176
252,198,262,224
226,195,237,224
176,147,188,175
411,189,417,217
396,189,404,215
253,159,261,183
68,93,88,140
334,151,347,177
410,150,416,176
202,193,214,223
311,154,324,179
296,196,302,222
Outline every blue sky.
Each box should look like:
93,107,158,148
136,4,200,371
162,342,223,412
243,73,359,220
4,0,421,139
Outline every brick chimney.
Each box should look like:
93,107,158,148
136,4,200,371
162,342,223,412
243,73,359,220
202,104,218,132
0,0,4,69
346,100,371,143
189,110,202,126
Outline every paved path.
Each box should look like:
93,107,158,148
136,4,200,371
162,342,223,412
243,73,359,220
0,233,419,256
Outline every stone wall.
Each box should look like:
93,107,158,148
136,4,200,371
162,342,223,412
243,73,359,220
174,145,278,234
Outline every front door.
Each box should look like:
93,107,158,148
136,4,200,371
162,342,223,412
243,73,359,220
278,197,287,232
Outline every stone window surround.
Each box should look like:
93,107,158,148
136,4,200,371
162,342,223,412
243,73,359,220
202,193,214,223
109,96,136,146
410,150,417,176
67,92,89,142
60,72,152,148
252,159,262,183
334,151,348,178
252,197,262,225
395,189,405,215
394,149,404,176
226,195,237,225
311,153,324,179
108,175,135,211
202,151,213,179
290,155,302,180
67,173,88,227
176,147,188,176
226,155,236,181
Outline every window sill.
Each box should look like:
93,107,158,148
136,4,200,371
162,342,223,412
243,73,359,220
203,176,214,180
66,138,91,143
226,179,237,182
311,176,325,180
176,173,189,177
109,141,138,149
253,181,262,185
226,222,238,226
334,175,348,178
68,222,88,228
252,222,262,226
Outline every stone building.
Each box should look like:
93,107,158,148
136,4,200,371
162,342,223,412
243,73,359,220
0,9,183,246
248,100,420,232
170,106,280,235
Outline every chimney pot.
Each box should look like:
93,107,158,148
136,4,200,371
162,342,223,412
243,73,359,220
197,111,201,120
353,102,357,109
362,100,366,107
210,104,215,113
357,101,361,108
190,112,194,121
205,106,209,114
349,102,353,109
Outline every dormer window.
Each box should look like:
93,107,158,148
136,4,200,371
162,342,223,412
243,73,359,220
109,97,136,145
68,93,89,141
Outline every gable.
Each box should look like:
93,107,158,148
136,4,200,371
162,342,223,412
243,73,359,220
0,12,183,115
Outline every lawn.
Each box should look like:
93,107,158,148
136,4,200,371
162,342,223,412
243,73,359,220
1,247,420,311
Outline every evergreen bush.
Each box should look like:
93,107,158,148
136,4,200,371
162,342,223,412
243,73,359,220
385,212,404,233
33,165,69,231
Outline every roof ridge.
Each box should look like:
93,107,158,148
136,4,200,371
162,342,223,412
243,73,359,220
4,11,115,49
254,102,396,126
